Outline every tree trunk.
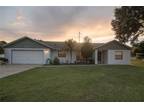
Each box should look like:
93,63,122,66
70,51,72,64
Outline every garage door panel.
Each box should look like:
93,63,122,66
12,50,44,64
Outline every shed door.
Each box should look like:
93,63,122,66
12,50,44,64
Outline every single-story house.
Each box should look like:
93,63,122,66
4,36,131,64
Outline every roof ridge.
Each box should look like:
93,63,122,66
4,36,54,49
42,40,104,44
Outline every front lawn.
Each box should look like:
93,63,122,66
0,60,144,101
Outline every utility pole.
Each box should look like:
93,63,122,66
78,32,81,59
79,32,80,43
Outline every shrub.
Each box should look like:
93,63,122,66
45,58,52,64
49,59,53,65
0,57,8,64
53,57,60,65
0,57,8,62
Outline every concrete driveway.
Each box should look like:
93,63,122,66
0,65,39,78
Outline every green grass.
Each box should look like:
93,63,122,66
131,59,144,67
0,60,144,102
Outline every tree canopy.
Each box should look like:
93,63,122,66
65,39,77,63
81,36,94,63
111,6,144,44
133,41,144,54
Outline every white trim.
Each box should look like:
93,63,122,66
95,50,98,64
5,48,52,64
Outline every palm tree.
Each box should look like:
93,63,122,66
65,39,77,64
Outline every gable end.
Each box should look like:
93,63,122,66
4,37,50,48
96,40,131,50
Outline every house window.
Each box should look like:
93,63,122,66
115,51,123,60
58,50,66,57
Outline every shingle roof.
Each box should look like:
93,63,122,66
93,43,105,48
40,40,131,50
95,40,131,50
40,40,105,50
4,37,54,49
4,36,131,50
40,41,66,50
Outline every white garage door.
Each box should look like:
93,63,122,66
12,50,44,64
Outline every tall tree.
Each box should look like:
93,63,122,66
81,36,94,63
65,39,76,63
111,6,144,44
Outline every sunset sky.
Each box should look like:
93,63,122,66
0,6,116,43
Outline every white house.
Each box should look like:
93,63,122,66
3,36,131,65
94,40,131,64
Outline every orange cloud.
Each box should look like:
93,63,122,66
1,19,115,43
61,19,114,42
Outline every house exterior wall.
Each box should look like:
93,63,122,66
43,48,51,64
5,48,130,65
103,50,108,64
4,48,12,64
51,50,76,64
95,50,98,64
107,50,131,64
4,48,51,64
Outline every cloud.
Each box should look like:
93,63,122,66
9,9,32,30
25,7,115,42
0,28,19,42
28,7,114,32
27,7,86,33
0,6,115,42
11,12,27,27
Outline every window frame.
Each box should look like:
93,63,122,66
58,50,66,57
115,51,123,60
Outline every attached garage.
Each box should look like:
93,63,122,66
12,50,44,64
4,37,52,64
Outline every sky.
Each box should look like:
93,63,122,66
0,6,116,43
